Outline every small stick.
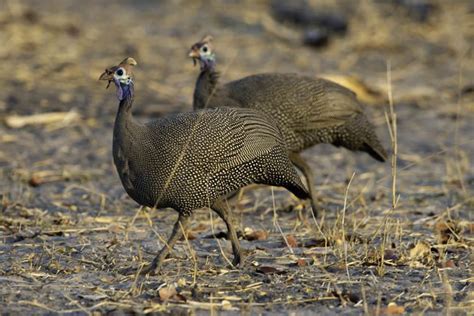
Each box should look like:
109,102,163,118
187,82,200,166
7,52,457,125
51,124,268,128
270,187,294,255
385,59,398,211
341,171,356,281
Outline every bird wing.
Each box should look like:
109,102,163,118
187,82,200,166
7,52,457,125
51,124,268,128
224,73,363,131
144,108,282,171
197,108,283,168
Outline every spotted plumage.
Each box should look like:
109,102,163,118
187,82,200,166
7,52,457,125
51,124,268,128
99,57,309,274
189,36,388,215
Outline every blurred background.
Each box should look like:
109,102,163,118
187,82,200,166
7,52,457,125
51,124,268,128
0,0,472,313
1,0,472,207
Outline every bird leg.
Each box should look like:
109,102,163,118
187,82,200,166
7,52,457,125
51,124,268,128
289,152,319,218
211,199,242,267
141,212,191,275
222,190,245,238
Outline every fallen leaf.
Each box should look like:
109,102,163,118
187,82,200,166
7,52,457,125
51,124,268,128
441,259,456,268
408,241,435,267
435,220,461,244
384,302,405,315
285,235,298,248
409,241,431,260
256,265,287,275
107,224,123,234
158,284,186,302
296,258,307,266
245,230,268,241
221,300,233,310
159,286,177,301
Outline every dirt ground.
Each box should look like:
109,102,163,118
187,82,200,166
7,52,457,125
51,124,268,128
0,0,473,314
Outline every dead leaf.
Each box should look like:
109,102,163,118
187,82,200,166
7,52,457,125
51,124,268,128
408,241,435,267
409,241,431,260
296,258,307,266
245,229,268,241
158,285,187,302
384,302,405,315
441,259,456,268
256,265,287,275
159,285,176,301
107,224,123,234
435,220,461,244
285,235,298,248
221,300,233,310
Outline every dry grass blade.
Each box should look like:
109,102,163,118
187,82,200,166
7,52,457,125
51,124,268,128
1,0,472,314
4,111,80,128
385,59,398,211
341,171,356,281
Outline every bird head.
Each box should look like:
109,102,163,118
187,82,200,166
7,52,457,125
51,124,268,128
188,35,215,70
99,57,137,101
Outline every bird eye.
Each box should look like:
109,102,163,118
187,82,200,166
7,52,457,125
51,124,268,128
116,68,125,76
201,45,208,53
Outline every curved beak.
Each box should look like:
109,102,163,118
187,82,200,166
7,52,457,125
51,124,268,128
99,69,115,89
188,49,200,59
99,70,113,81
188,48,200,66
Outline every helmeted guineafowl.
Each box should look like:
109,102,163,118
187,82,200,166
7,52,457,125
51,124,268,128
188,36,388,216
99,57,309,274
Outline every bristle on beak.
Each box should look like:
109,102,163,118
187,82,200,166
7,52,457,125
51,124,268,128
98,57,137,89
99,70,113,81
99,68,114,89
188,48,200,66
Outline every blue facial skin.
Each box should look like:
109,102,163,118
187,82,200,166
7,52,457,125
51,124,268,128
201,53,216,71
114,76,134,101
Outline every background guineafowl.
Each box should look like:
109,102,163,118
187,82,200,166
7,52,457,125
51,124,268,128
189,36,388,216
99,57,309,274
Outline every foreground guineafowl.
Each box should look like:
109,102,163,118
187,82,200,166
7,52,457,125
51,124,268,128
99,57,309,274
189,36,388,216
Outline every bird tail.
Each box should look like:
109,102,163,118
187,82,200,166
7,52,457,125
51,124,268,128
283,178,310,200
362,139,388,162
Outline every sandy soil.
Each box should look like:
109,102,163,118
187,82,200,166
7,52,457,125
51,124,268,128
0,0,473,314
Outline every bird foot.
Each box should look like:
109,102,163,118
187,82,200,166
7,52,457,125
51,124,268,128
229,247,252,269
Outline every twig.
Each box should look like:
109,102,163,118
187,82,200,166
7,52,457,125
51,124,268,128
179,219,198,286
63,293,92,316
270,187,294,255
341,172,356,281
385,59,398,211
125,206,143,241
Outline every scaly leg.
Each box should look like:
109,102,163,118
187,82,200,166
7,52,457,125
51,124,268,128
141,212,191,275
289,152,319,218
211,199,242,267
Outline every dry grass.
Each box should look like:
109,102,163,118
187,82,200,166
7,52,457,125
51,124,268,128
0,0,473,314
